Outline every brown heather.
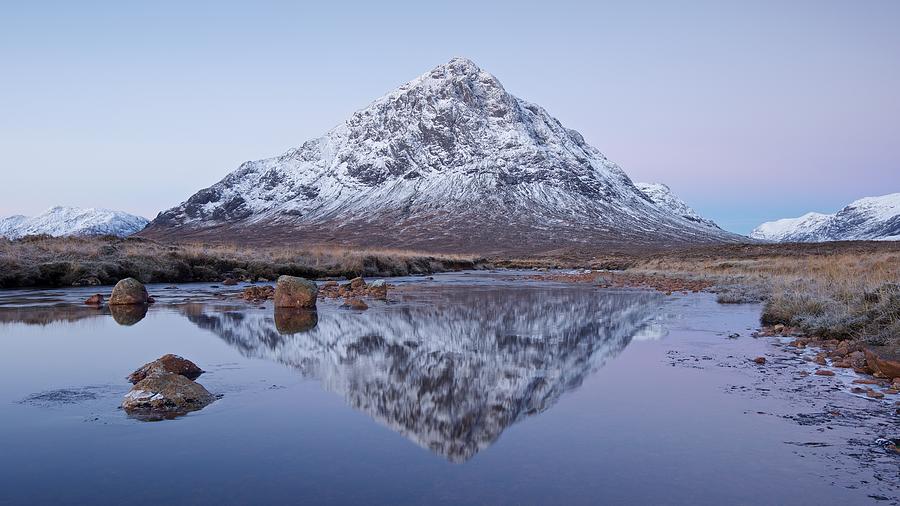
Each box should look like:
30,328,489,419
0,235,486,288
2,236,898,350
617,242,900,350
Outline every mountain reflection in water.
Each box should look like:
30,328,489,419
182,286,664,462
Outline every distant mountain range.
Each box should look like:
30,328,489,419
751,193,900,242
139,57,742,253
0,206,148,240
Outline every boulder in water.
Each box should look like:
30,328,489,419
84,294,104,305
109,278,149,305
127,354,204,384
274,275,318,308
122,372,215,420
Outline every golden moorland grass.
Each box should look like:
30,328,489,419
625,244,900,348
2,236,898,349
0,235,485,288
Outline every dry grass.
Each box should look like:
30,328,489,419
0,235,487,288
3,235,898,350
619,245,900,349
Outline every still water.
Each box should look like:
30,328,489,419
0,272,895,505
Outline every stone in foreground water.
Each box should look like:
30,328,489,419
274,275,318,308
109,278,149,305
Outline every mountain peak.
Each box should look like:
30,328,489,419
439,56,482,74
751,192,900,242
142,59,744,252
0,206,148,240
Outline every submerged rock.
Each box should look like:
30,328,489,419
344,298,368,310
122,372,215,420
84,294,104,305
109,278,149,305
242,285,274,301
127,354,204,384
274,275,318,308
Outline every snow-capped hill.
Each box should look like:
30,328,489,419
0,206,149,240
749,212,831,242
142,57,744,252
751,193,900,242
635,182,720,229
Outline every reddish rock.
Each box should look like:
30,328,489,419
127,354,204,384
345,298,368,310
274,275,318,309
84,294,104,305
369,280,387,298
865,348,900,380
866,389,885,399
752,357,766,365
242,285,274,301
853,378,881,385
349,277,367,290
814,369,835,376
222,278,238,286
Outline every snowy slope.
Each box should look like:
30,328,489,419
751,193,900,242
143,57,744,252
0,206,149,240
635,182,720,229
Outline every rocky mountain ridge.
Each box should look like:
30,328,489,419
751,193,900,242
141,57,743,252
0,206,148,240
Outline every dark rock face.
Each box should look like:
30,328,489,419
274,275,318,308
122,373,215,420
109,278,149,305
140,58,744,253
127,354,205,384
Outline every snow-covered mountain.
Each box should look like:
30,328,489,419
751,193,900,242
0,206,148,240
635,182,720,229
142,57,744,252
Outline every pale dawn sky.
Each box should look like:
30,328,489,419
1,0,898,233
